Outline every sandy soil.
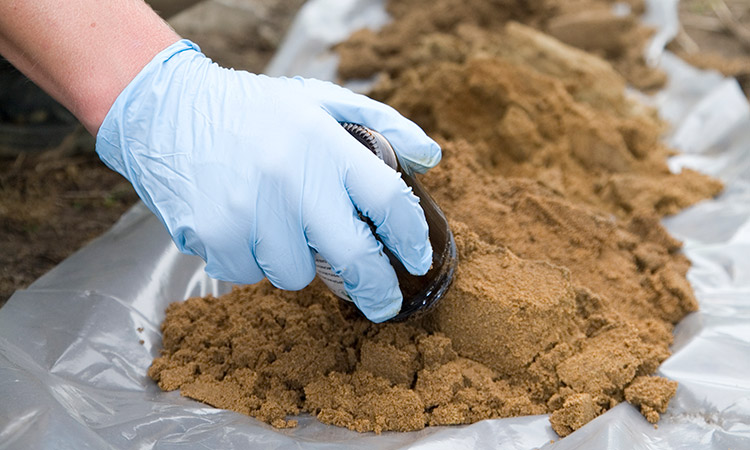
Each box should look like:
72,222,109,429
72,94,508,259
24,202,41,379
675,0,750,95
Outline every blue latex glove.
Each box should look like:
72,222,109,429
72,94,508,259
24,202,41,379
95,40,441,323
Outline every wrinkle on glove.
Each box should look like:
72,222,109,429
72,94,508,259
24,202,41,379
95,40,441,323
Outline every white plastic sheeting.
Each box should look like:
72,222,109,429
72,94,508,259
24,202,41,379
265,0,389,81
1,1,750,449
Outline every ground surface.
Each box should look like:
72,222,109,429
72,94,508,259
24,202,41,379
0,0,748,307
675,0,750,95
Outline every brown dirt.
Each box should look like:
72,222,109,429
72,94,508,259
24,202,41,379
672,0,750,98
337,0,665,91
148,2,723,438
0,138,138,304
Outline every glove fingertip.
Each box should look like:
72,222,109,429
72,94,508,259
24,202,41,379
204,264,264,286
417,146,443,174
401,241,433,276
265,265,316,291
396,136,442,175
353,284,403,323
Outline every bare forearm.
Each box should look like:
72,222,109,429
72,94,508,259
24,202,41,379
0,0,180,134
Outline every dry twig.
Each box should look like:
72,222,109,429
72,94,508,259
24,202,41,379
675,24,702,53
711,0,750,51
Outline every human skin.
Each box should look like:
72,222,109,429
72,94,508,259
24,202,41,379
0,0,180,134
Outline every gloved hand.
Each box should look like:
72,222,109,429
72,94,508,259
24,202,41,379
95,40,441,323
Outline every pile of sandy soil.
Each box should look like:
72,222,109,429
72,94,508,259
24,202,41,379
148,0,722,437
337,0,667,90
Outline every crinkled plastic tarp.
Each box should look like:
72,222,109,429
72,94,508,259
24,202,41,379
2,1,750,448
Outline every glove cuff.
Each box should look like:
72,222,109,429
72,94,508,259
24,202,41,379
94,39,201,177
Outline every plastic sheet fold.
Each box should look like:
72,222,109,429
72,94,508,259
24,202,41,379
2,1,750,448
